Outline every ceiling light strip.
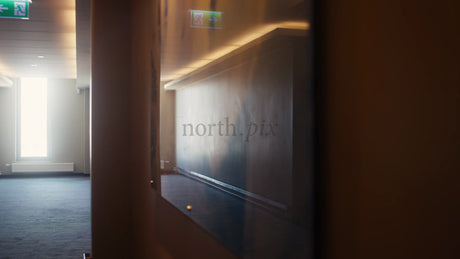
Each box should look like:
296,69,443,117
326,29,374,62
163,21,309,86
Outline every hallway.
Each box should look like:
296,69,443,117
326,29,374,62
0,175,91,259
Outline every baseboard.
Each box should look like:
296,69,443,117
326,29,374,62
11,162,75,173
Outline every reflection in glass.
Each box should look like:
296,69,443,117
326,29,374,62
158,1,313,257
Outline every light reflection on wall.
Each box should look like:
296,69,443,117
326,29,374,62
163,21,309,85
58,8,77,78
0,59,14,78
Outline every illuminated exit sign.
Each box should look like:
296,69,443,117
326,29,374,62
190,10,222,29
0,0,29,19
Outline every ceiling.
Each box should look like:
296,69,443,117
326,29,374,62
161,0,308,82
0,0,306,88
0,0,83,80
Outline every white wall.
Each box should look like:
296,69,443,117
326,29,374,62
0,85,15,173
159,82,175,170
0,78,89,173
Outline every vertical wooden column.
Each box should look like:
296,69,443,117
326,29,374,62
129,0,162,257
319,1,460,259
91,0,241,258
91,0,159,258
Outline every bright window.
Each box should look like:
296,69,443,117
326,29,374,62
19,77,48,158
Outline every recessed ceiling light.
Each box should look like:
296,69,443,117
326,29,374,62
31,64,38,67
37,55,45,59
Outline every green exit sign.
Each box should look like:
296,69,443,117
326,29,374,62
190,10,222,29
0,0,29,19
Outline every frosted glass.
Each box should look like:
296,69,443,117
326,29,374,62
20,77,47,158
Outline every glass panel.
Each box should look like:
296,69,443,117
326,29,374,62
20,77,48,158
158,1,313,257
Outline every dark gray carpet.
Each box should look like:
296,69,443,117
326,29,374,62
0,175,91,259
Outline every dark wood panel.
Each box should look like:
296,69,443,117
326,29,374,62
174,33,310,218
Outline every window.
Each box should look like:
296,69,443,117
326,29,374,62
19,77,48,158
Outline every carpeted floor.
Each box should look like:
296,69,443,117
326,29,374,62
0,174,91,259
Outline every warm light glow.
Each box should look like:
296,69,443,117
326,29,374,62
61,31,77,77
278,21,310,30
0,74,13,87
20,77,48,158
0,59,13,77
202,46,239,61
163,21,310,85
58,8,77,78
186,59,213,69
